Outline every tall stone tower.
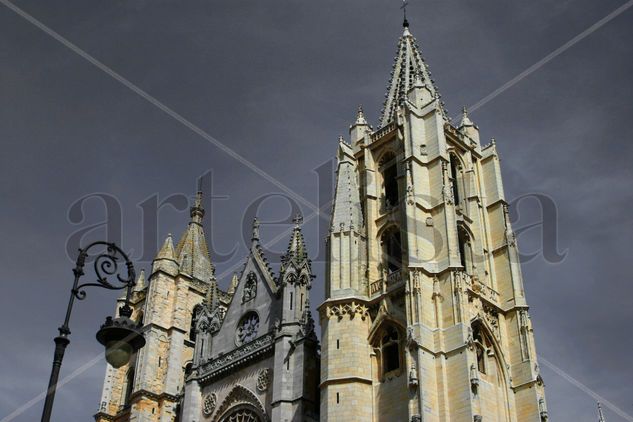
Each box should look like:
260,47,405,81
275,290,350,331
95,192,228,421
319,19,548,422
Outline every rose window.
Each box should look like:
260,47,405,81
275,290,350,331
235,312,260,346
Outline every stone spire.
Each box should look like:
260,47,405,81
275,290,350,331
283,213,309,265
133,268,146,292
152,233,179,276
156,234,175,260
330,139,363,233
380,20,446,126
175,190,215,282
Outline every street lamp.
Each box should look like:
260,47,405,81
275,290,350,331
41,241,146,422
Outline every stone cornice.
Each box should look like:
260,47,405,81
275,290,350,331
196,333,275,384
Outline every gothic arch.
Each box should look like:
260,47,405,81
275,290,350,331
470,318,513,421
213,385,268,422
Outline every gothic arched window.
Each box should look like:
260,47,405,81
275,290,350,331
380,152,399,209
472,323,491,375
376,325,402,378
381,226,402,274
449,153,462,206
242,272,257,303
458,226,471,270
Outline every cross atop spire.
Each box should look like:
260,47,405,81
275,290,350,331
252,217,261,242
293,212,303,227
401,0,409,28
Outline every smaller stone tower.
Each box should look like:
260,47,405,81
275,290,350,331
95,192,223,421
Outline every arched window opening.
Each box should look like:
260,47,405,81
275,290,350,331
457,226,472,272
381,227,402,274
376,325,402,377
380,152,399,208
472,324,491,375
450,154,461,205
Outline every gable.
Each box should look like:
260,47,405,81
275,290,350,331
209,253,282,357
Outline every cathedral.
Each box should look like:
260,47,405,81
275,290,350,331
95,18,548,422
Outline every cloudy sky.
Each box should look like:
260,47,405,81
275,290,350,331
1,0,632,420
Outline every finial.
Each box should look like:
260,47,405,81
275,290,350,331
460,106,474,128
337,135,345,144
355,105,368,125
401,0,409,28
252,217,260,242
293,213,303,228
190,190,204,224
598,402,606,422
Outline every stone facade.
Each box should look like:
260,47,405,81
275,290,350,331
319,19,548,422
181,216,320,422
95,198,320,422
97,18,548,422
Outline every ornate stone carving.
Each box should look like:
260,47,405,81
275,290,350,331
408,361,418,388
324,301,369,321
214,385,268,422
242,272,257,303
200,333,275,381
256,368,271,392
202,392,217,417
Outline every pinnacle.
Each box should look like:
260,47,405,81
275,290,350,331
156,234,176,260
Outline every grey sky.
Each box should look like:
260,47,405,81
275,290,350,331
1,0,632,420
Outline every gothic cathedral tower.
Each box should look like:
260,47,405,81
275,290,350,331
95,192,224,421
319,20,548,422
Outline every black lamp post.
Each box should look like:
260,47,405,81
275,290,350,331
41,241,146,422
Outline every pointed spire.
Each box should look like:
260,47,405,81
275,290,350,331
204,278,219,310
598,402,606,422
331,142,363,232
380,20,446,127
284,213,308,264
156,234,176,260
175,190,214,282
460,106,474,128
228,273,239,296
133,268,146,292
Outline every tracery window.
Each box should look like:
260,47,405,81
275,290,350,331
235,312,260,346
220,407,263,422
242,272,257,303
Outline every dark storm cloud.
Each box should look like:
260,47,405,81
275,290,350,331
1,0,632,420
